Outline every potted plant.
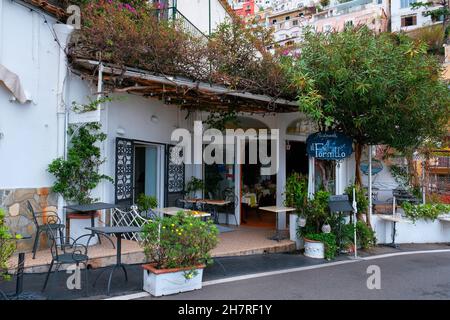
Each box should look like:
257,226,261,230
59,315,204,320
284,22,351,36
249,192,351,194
303,233,337,260
136,193,158,216
284,173,308,248
47,121,113,206
141,211,218,296
299,190,338,260
185,177,204,198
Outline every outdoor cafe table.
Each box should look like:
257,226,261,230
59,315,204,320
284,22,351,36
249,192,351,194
378,214,412,248
259,206,296,241
154,207,211,219
64,202,118,244
181,199,231,223
85,226,142,296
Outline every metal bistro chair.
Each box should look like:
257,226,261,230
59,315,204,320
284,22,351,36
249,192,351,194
27,201,65,259
218,190,238,225
42,225,92,296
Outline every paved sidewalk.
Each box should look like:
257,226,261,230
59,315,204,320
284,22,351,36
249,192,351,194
1,243,449,300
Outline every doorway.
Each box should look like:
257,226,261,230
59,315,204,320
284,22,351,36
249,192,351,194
286,141,308,177
133,143,164,207
241,140,277,227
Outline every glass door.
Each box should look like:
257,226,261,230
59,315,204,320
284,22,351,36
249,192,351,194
134,143,164,208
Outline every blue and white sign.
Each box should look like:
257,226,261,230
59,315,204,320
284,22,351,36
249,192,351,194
306,132,353,160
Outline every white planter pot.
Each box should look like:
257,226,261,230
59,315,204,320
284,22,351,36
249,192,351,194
143,264,204,297
304,238,325,259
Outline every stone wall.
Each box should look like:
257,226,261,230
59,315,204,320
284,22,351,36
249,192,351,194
0,187,58,252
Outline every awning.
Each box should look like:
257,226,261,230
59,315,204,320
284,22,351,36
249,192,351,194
0,64,27,104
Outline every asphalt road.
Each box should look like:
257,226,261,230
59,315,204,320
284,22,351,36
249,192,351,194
141,251,450,300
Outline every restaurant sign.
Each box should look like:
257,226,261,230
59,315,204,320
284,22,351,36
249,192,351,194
306,132,353,160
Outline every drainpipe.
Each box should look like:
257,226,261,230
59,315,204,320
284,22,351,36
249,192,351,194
53,23,74,222
209,0,211,36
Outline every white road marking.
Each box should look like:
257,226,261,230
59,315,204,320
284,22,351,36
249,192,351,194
105,249,450,300
103,292,150,300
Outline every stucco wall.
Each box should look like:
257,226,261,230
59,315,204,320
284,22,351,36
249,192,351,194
176,0,230,35
0,0,62,189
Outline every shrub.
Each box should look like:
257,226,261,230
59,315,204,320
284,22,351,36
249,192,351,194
402,202,450,223
141,212,219,271
0,209,21,281
342,221,377,249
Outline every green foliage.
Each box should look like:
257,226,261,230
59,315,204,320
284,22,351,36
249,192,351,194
344,184,368,215
411,1,450,39
285,26,450,152
299,190,331,234
0,209,21,281
205,110,239,131
389,164,409,188
402,202,450,223
71,96,114,113
186,177,204,196
342,221,377,250
48,122,113,204
141,212,219,272
136,194,158,212
304,232,337,260
284,173,308,216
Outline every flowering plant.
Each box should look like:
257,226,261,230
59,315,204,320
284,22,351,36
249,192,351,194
141,212,219,271
0,209,22,281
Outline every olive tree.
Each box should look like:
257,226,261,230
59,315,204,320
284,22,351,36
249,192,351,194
285,26,450,186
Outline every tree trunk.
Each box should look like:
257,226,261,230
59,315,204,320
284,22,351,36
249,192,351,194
406,155,420,189
354,142,374,229
354,143,363,187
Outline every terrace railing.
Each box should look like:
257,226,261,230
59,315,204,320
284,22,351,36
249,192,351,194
151,7,208,40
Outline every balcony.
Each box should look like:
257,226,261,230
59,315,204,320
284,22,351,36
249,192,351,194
151,6,207,40
314,0,376,21
429,156,450,175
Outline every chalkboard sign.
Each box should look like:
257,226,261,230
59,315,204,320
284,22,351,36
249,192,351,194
306,132,353,160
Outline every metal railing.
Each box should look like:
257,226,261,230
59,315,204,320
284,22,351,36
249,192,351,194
314,0,376,20
150,7,208,40
430,156,450,168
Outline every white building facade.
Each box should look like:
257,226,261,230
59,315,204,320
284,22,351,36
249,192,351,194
2,0,447,254
391,0,444,32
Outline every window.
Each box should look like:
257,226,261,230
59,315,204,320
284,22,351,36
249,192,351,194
401,14,417,27
323,24,332,33
400,0,416,9
285,16,290,21
344,20,353,28
272,19,277,25
292,20,299,26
